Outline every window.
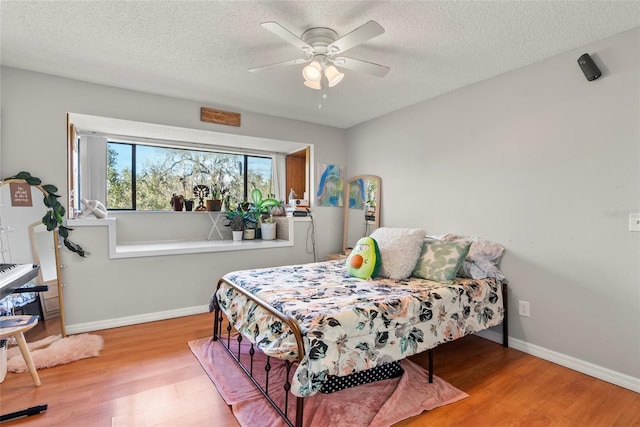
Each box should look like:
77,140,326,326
106,141,272,211
67,113,311,219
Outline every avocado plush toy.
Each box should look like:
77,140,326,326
346,236,381,279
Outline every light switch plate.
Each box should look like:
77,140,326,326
518,300,530,317
629,213,640,232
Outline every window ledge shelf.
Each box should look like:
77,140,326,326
67,217,296,259
114,238,293,259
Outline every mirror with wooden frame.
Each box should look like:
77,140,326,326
1,180,67,336
29,221,66,336
343,175,381,253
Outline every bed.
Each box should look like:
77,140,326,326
210,229,508,427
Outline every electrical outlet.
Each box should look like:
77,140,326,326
518,300,530,317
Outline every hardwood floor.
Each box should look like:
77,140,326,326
1,313,638,426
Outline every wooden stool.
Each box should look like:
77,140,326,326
0,315,41,386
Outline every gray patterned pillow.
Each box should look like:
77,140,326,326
441,234,506,281
412,240,471,283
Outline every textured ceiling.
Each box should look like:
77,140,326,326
2,1,639,129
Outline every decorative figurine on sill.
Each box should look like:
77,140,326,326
193,185,210,211
78,198,108,219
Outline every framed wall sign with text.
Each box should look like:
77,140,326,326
9,182,33,207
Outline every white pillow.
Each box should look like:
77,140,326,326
369,227,426,280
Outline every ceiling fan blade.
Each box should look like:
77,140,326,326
327,21,385,54
332,57,390,77
248,58,310,73
261,22,314,54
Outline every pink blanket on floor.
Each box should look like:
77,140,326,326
188,337,468,427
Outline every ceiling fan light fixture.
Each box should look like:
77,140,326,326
325,65,344,87
302,61,322,82
304,79,321,90
253,21,388,99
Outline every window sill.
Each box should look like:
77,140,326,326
68,216,300,259
114,238,293,258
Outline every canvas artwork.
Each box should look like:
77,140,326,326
316,164,343,207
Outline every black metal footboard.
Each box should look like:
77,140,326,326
212,278,305,427
502,283,509,347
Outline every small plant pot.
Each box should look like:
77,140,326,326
171,195,184,211
232,230,243,241
261,223,276,240
243,228,255,240
207,199,222,211
184,200,194,211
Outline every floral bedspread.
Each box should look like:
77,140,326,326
213,260,504,397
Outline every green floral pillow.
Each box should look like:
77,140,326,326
412,240,471,283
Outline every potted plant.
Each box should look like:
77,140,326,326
261,214,277,240
170,194,184,211
207,184,222,211
243,208,257,240
225,208,245,241
223,191,232,212
250,188,280,220
243,188,279,239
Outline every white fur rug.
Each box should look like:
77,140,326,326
6,334,104,373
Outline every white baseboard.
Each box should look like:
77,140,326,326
476,329,640,393
65,305,210,335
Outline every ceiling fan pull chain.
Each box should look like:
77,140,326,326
319,71,328,109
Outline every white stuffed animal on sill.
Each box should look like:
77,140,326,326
78,199,108,219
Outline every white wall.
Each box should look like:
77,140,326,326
0,67,347,329
347,28,640,383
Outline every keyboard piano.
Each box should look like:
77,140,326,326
0,263,40,300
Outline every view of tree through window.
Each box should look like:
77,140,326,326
107,141,273,211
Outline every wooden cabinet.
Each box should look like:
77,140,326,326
326,253,348,261
286,148,308,202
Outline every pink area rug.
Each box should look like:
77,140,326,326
6,333,104,373
188,337,468,427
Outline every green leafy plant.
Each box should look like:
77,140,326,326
224,208,246,231
210,184,221,200
249,188,280,226
2,171,89,257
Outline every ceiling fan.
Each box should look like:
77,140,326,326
249,20,390,91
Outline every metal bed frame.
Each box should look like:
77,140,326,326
212,277,508,427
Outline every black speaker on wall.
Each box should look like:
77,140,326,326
577,53,602,81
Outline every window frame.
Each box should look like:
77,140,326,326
105,140,273,211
